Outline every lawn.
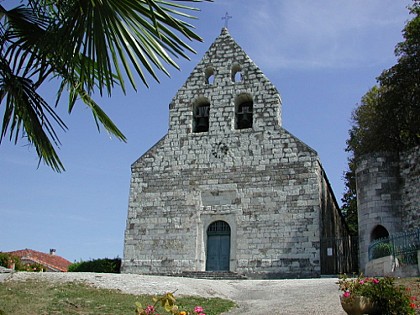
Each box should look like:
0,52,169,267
0,278,236,315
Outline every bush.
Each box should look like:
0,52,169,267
68,257,121,273
0,253,22,270
0,253,13,268
0,253,45,272
371,242,392,259
338,274,417,315
375,277,417,315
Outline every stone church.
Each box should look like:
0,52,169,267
122,28,354,278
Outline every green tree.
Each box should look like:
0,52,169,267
347,2,420,159
377,2,420,151
340,156,358,235
347,86,388,158
343,1,420,229
0,0,210,171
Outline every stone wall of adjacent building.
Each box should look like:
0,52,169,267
399,146,420,231
356,146,420,273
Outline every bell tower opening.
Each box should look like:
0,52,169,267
231,63,242,82
205,66,215,85
235,94,253,130
193,98,210,133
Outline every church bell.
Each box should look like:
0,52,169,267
195,117,209,132
237,104,253,129
194,105,210,132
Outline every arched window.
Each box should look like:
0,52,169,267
231,63,242,82
235,94,253,130
371,225,389,242
193,98,210,133
205,67,215,85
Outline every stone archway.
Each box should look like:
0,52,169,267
206,220,230,271
371,225,389,242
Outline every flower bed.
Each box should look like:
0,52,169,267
338,274,417,315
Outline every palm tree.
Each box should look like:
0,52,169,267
0,0,210,171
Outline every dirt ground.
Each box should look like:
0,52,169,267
4,272,347,315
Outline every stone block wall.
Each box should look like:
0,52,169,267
356,152,402,272
122,127,324,278
399,146,420,231
318,165,355,274
356,146,420,273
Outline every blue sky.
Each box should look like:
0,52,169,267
0,0,413,262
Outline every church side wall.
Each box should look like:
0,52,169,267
318,163,355,274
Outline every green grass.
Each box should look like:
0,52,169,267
0,279,236,315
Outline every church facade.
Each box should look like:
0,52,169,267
122,28,353,278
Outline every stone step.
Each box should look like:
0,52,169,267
178,271,247,280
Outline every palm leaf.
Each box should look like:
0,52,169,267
1,0,211,171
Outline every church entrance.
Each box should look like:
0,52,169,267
206,221,230,271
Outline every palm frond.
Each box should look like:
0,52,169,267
1,0,211,171
0,58,67,171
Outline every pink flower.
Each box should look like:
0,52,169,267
194,306,204,313
359,280,365,285
343,291,351,298
145,305,156,314
372,278,379,284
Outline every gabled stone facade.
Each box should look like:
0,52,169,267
122,28,352,278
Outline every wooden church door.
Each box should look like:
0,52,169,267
206,221,230,271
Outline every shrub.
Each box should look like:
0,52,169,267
371,242,392,259
338,274,417,315
68,257,121,273
0,253,21,270
135,292,208,315
0,253,45,272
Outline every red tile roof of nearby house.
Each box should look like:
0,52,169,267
8,249,72,272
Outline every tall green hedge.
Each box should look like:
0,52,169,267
68,258,121,273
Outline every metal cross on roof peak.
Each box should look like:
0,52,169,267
222,12,232,28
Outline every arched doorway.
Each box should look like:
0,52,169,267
206,221,230,271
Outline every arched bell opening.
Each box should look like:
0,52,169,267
231,63,242,82
193,97,210,133
204,66,215,85
235,93,253,130
206,220,231,271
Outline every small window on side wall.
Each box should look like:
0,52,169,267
193,99,210,133
235,94,253,130
231,63,242,82
205,67,215,85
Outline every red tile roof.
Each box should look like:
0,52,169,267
8,249,72,272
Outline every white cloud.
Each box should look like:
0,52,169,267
233,0,412,70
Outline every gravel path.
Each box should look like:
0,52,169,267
5,272,346,315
